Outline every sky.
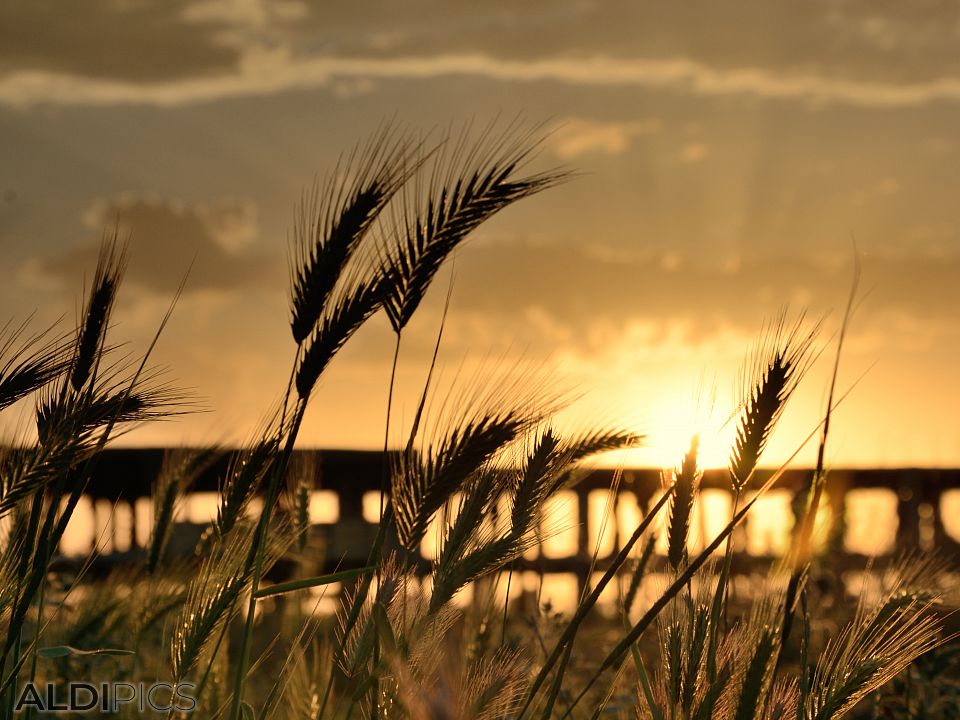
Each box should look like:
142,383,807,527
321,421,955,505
1,1,959,468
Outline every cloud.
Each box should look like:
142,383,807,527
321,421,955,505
6,50,960,109
547,118,661,159
31,196,282,295
0,1,239,84
6,1,960,111
438,241,960,355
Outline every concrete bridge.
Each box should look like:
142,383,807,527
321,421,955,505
58,449,960,602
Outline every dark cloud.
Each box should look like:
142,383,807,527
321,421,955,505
3,1,960,98
0,1,239,83
36,196,282,295
307,1,960,83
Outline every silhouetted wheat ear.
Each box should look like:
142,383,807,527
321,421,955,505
171,526,253,682
426,424,637,614
0,434,89,516
510,425,640,539
379,121,572,334
70,237,126,392
732,624,778,720
649,583,719,717
430,534,530,613
216,438,278,538
663,616,684,704
509,426,562,533
147,448,217,573
805,567,945,720
681,602,710,711
335,556,408,674
37,369,188,447
289,124,418,345
173,517,292,683
730,312,818,492
435,466,506,573
392,411,525,553
390,364,567,554
667,434,701,571
294,265,385,400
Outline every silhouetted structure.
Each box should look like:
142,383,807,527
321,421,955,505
66,449,960,597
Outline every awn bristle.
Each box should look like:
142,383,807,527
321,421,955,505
0,320,70,411
0,434,88,516
37,371,186,446
805,567,945,720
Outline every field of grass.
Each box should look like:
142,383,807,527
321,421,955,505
0,122,955,719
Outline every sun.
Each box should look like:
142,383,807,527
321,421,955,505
640,397,736,470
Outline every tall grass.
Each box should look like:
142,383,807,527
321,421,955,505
0,122,952,720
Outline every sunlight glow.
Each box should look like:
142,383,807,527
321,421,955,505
642,397,736,470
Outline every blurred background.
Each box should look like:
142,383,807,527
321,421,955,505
2,2,960,578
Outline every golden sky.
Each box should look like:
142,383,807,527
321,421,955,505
1,1,958,467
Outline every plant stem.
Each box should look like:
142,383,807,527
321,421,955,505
23,572,47,720
370,334,401,720
780,260,858,650
229,400,307,720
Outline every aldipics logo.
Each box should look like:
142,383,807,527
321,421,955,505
14,682,196,714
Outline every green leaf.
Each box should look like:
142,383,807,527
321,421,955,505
38,645,134,658
253,567,374,599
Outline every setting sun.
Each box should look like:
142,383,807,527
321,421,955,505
639,396,737,470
